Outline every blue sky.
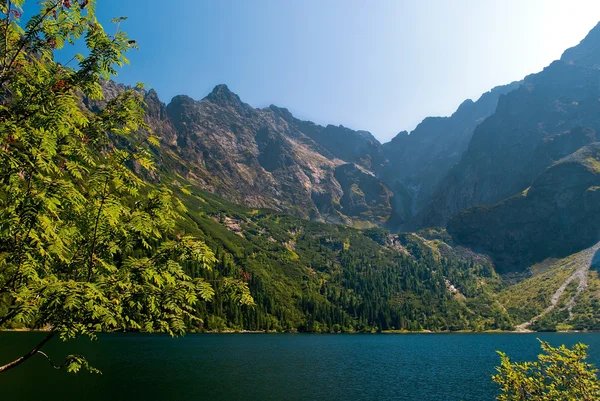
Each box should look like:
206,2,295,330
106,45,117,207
24,0,600,142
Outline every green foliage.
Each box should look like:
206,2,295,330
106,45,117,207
0,0,251,373
493,341,600,400
569,271,600,331
166,181,512,333
498,256,580,326
498,246,600,331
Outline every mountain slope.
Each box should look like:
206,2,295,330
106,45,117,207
499,242,600,331
447,143,600,273
140,84,396,227
154,174,511,332
381,81,521,224
419,22,600,227
269,104,386,171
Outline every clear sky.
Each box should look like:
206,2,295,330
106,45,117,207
26,0,600,142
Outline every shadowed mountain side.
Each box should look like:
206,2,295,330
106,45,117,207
381,81,521,226
447,143,600,273
418,22,600,228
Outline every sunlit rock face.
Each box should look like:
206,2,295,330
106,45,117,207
132,84,393,226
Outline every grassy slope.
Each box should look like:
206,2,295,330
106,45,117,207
499,243,600,331
162,172,514,332
498,257,580,324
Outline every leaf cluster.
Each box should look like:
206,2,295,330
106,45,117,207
493,341,600,400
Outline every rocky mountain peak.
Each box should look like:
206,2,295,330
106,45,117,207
267,104,295,121
169,94,195,107
204,84,245,106
561,21,600,67
143,89,164,115
387,130,409,145
145,88,159,99
455,98,475,113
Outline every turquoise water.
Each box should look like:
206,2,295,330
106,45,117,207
1,333,600,400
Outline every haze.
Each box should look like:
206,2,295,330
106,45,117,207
65,0,600,141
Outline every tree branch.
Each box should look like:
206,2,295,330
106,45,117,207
88,174,109,281
36,350,76,370
3,0,12,69
0,332,55,373
0,1,61,84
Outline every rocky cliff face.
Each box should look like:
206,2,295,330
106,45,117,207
381,82,521,226
266,105,386,171
108,68,527,232
152,78,524,230
128,84,395,226
418,22,600,228
447,143,600,273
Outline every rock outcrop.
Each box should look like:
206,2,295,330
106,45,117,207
135,84,397,226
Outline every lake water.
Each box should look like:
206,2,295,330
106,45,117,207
1,332,600,400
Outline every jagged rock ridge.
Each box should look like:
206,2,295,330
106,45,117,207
136,84,396,227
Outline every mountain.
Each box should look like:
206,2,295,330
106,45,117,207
381,81,521,225
419,22,600,228
162,183,510,332
447,143,600,273
54,20,600,333
106,21,600,270
49,80,516,334
129,77,525,232
139,84,395,228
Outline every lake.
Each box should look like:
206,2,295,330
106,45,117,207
1,332,599,400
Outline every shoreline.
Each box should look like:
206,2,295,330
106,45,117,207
1,328,597,334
